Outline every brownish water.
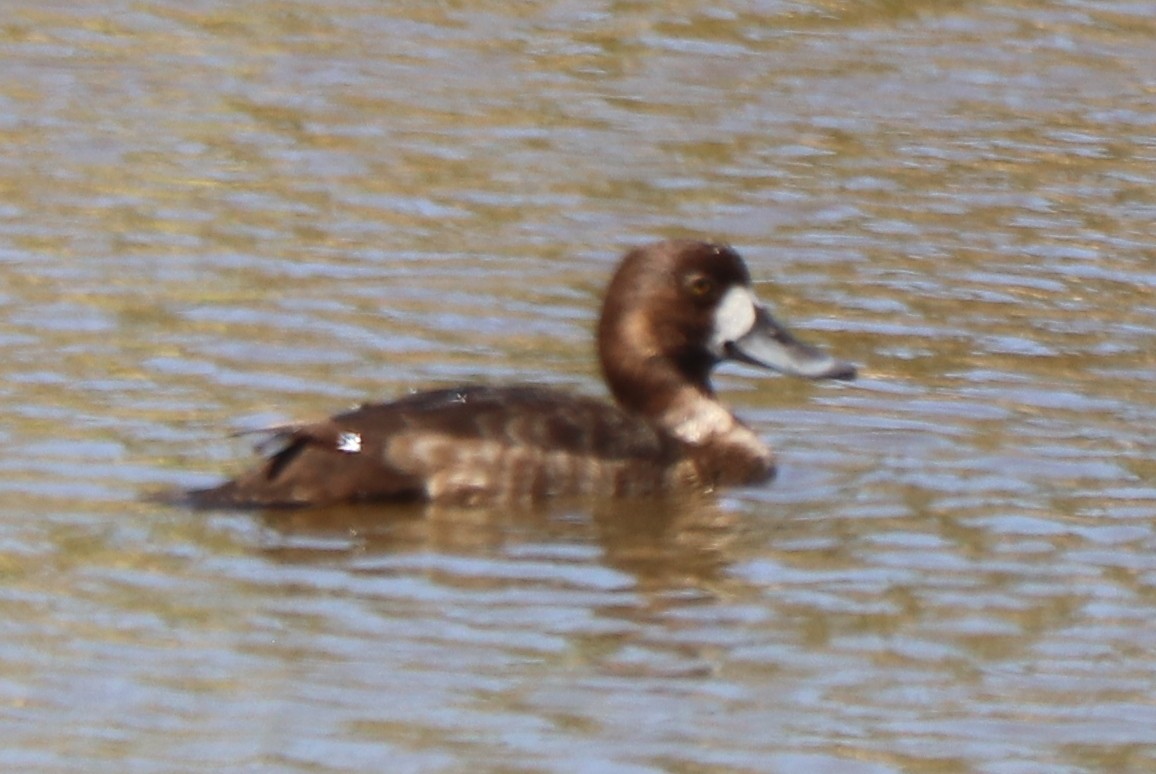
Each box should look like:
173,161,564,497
2,2,1155,772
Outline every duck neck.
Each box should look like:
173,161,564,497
604,357,773,482
601,350,732,444
598,306,717,434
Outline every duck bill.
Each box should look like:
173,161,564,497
725,306,856,380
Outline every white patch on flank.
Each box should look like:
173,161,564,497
709,287,757,356
662,389,772,466
664,392,736,445
336,431,362,453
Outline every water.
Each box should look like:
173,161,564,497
2,1,1155,771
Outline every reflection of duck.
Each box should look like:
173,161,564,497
184,239,855,508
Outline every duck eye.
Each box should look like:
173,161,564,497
686,275,714,298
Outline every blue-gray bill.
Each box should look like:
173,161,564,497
725,306,856,380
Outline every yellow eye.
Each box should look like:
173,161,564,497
687,274,714,297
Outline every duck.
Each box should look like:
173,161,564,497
182,239,855,508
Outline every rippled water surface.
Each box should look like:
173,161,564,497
3,1,1156,772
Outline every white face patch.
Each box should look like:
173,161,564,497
708,286,758,356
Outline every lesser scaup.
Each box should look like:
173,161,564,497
183,239,854,507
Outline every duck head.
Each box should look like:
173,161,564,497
598,239,855,415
